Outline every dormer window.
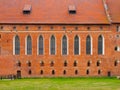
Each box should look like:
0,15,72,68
23,5,32,14
68,5,76,14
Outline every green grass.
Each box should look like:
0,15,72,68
0,77,120,90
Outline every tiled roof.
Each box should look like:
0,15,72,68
0,0,110,24
106,0,120,23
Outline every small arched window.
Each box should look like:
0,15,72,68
16,60,21,67
64,61,67,67
98,35,104,55
97,60,101,67
14,35,20,55
74,35,79,55
63,70,66,75
40,61,44,67
52,70,55,75
98,70,101,75
50,61,54,67
75,70,78,75
74,61,77,67
62,35,67,55
26,35,32,55
27,61,31,67
28,70,32,75
86,35,92,55
87,61,91,67
38,35,43,55
114,60,119,66
40,70,43,75
50,35,55,55
86,69,90,75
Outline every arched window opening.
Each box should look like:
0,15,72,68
52,70,55,75
64,61,67,67
40,61,44,67
98,70,101,75
50,61,54,67
26,35,32,55
62,35,67,55
74,35,79,55
14,35,20,55
17,60,21,67
115,46,120,52
114,60,119,66
27,61,31,67
86,69,89,75
75,70,78,75
63,70,66,75
40,70,43,75
74,61,77,67
50,35,55,55
28,70,32,75
87,61,91,67
86,35,92,55
98,35,104,55
97,60,101,67
38,35,43,55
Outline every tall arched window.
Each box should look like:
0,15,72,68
86,35,92,55
26,35,32,55
74,35,79,55
38,35,43,55
98,35,104,55
62,35,67,55
14,35,20,55
50,35,55,55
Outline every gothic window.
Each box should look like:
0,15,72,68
97,60,101,67
62,35,67,55
74,35,79,55
14,35,20,55
50,35,55,55
98,35,104,55
38,35,43,55
26,35,32,55
87,61,91,67
86,35,92,55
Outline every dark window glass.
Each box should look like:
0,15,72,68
38,36,43,55
27,35,32,55
86,35,91,55
15,35,20,55
50,35,55,55
98,35,103,55
62,35,67,55
74,35,79,55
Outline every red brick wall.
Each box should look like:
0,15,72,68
0,24,120,77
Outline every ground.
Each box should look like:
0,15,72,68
0,77,120,90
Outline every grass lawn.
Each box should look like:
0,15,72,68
0,77,120,90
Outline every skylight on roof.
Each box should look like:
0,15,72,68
23,5,32,14
68,5,76,14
